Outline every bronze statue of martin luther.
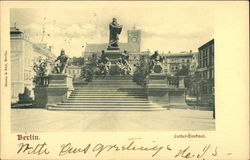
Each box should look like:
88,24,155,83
108,18,123,50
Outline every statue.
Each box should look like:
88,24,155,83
98,57,111,75
18,87,33,104
150,51,164,73
115,55,132,75
108,18,123,49
54,49,69,74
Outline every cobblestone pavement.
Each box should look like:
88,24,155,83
11,108,215,132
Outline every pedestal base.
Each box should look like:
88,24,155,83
104,50,122,64
33,74,74,108
147,73,187,108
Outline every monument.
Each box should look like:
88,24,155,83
147,51,186,108
33,49,73,108
54,49,69,74
103,18,123,63
108,17,123,50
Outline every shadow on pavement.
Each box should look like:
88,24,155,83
11,103,46,109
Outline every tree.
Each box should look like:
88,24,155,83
175,64,190,76
133,56,150,86
80,54,98,82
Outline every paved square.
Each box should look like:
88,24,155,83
11,108,215,132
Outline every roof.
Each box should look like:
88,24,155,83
163,53,194,58
10,27,23,34
198,39,214,50
33,43,56,58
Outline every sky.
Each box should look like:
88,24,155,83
10,2,214,57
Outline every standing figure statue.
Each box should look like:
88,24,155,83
109,18,123,48
54,49,69,74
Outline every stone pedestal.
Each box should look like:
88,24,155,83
148,73,167,88
33,74,74,108
104,50,122,64
147,73,187,108
147,73,169,104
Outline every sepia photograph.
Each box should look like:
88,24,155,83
9,5,215,132
1,1,249,160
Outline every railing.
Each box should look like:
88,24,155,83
34,76,49,87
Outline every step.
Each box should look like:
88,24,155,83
70,92,146,96
87,82,137,85
89,80,135,82
54,106,160,109
73,89,145,92
63,100,150,103
77,85,143,88
57,102,152,106
69,95,147,98
48,107,165,111
73,90,146,92
67,97,148,100
92,80,134,82
61,101,151,103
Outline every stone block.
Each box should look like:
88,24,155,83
48,74,74,90
147,73,187,107
104,50,122,63
33,74,74,108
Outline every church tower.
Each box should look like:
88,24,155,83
127,26,141,52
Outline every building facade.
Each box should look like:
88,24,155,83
189,52,199,75
186,39,214,107
197,39,214,96
10,27,55,103
163,52,194,75
67,65,82,81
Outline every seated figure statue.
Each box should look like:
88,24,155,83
150,50,164,73
99,57,111,75
54,49,69,74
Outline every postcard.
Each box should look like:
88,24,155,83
0,1,249,160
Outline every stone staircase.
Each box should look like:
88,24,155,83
47,76,164,111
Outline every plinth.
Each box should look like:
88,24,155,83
104,49,122,64
33,74,74,108
147,73,186,108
